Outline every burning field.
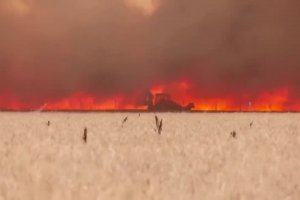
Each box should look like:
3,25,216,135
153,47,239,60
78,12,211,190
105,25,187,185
1,112,300,199
1,0,300,111
1,0,300,198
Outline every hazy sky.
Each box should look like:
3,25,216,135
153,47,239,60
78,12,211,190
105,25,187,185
0,0,300,103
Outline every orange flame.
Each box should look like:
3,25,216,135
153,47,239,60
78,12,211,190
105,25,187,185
1,80,300,111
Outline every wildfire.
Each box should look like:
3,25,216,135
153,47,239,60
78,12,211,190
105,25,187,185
1,81,300,112
41,93,148,111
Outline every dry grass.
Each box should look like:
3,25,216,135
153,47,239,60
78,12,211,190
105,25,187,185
0,112,300,200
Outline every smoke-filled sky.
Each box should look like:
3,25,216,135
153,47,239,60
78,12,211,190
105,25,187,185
1,0,300,104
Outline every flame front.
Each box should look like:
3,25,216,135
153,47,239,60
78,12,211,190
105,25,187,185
1,80,300,112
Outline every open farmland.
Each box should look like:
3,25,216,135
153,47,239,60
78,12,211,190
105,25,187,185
0,112,300,200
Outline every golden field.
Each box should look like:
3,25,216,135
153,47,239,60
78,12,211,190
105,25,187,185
0,112,300,200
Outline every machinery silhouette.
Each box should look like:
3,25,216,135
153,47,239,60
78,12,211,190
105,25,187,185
146,92,194,111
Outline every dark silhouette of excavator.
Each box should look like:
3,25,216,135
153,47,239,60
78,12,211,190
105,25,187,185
146,92,194,111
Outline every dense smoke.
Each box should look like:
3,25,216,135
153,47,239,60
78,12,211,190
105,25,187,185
0,0,300,104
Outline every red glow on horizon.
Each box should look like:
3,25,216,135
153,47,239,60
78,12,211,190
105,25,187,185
1,81,300,112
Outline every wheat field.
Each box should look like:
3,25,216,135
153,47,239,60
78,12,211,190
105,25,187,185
0,112,300,200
